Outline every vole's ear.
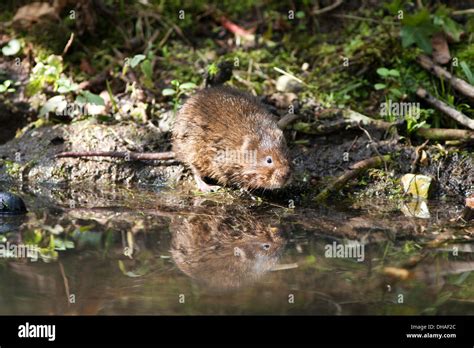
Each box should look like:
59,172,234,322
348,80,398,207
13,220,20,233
234,246,246,259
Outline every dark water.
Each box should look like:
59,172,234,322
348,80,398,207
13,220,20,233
0,183,473,315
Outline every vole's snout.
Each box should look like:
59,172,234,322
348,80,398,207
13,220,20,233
272,165,292,188
282,168,292,184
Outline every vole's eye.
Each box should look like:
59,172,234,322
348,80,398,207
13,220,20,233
262,243,271,250
265,156,273,164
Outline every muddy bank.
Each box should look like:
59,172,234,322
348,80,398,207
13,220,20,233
293,124,473,202
0,118,472,201
0,120,183,187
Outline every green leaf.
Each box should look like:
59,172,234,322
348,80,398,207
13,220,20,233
2,39,21,56
26,78,44,96
39,95,67,117
400,10,437,54
400,26,433,54
207,63,218,76
460,61,474,85
129,54,146,68
162,88,176,96
374,83,386,90
77,91,105,105
0,80,13,93
296,11,305,19
45,55,63,73
389,88,403,98
293,122,311,133
140,59,153,80
402,8,431,27
179,82,197,91
442,17,462,42
388,69,400,77
56,77,78,93
384,0,402,15
376,68,390,77
434,6,462,42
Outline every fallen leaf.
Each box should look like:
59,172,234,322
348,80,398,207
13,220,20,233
12,2,59,29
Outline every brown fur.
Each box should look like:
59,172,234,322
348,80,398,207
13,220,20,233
172,87,292,190
170,210,285,290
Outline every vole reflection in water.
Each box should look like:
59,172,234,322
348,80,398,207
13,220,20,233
170,209,286,291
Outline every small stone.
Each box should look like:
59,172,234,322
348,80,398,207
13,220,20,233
0,192,27,215
276,75,303,93
401,174,432,199
158,110,175,133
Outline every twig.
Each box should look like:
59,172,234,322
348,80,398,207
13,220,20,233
416,128,474,141
159,27,173,48
58,262,71,306
220,16,254,40
277,113,300,130
270,263,298,271
314,155,391,201
416,54,474,100
273,67,306,85
410,139,429,173
56,151,176,161
312,0,344,15
233,73,257,95
62,33,75,56
452,9,474,15
342,109,396,130
331,14,391,24
358,124,387,171
416,87,474,130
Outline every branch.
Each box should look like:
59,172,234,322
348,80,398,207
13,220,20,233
314,155,391,202
452,9,474,15
416,54,474,100
416,87,474,130
343,109,396,130
55,151,176,161
277,113,300,130
312,0,344,15
416,128,474,141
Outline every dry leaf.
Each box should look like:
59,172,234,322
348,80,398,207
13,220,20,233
431,32,451,65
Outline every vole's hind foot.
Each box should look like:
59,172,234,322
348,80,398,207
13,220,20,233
193,171,221,193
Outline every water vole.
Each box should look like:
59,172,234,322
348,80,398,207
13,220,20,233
172,87,292,192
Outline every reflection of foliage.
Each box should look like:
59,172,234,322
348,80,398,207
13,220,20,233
0,80,15,94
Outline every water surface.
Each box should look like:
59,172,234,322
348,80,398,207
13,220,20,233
0,183,473,315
